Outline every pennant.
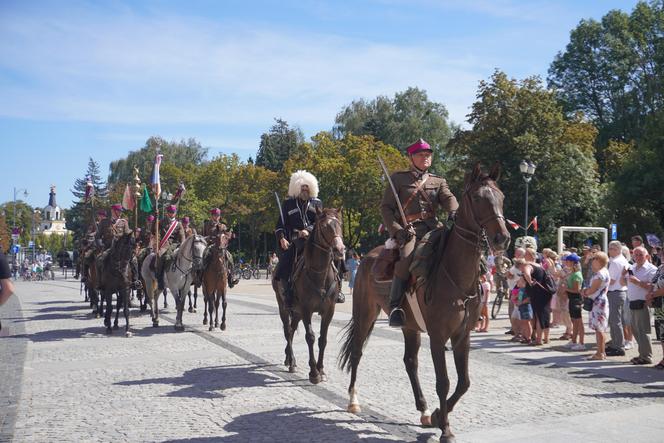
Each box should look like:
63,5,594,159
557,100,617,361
84,175,94,202
527,216,538,232
122,184,135,210
139,184,153,213
173,182,186,203
150,154,163,198
506,219,521,230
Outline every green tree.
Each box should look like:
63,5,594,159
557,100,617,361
255,119,304,172
334,87,454,174
448,71,605,247
68,158,109,241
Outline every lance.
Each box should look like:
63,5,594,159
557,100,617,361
274,192,285,227
377,155,411,232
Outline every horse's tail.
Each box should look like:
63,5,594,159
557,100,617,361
338,259,376,373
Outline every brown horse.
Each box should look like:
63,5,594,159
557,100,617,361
272,207,346,384
99,231,136,336
201,231,229,331
338,163,510,443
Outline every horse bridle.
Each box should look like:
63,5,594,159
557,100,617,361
307,214,343,275
453,182,505,249
174,235,206,275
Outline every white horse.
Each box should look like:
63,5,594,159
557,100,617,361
141,234,207,330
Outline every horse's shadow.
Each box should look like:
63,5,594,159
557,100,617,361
160,406,429,443
12,326,107,342
115,364,287,399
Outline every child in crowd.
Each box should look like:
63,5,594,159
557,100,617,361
476,273,491,332
517,275,533,344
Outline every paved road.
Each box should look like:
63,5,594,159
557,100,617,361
2,276,664,442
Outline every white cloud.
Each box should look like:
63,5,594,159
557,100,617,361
0,5,492,128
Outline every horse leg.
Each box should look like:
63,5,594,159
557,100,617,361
303,314,320,384
193,285,198,310
315,309,333,382
430,336,454,443
163,288,168,308
403,329,431,426
447,333,471,413
219,289,227,331
188,290,193,313
203,292,209,326
206,290,214,331
123,288,132,337
214,289,220,329
113,292,120,329
150,284,159,327
104,290,112,334
175,289,185,331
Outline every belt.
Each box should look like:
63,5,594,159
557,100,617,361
405,212,435,224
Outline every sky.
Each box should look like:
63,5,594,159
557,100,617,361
0,0,641,209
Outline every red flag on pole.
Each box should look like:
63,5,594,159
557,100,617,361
122,184,135,210
506,219,522,230
528,216,538,232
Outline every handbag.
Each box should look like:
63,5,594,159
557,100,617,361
582,297,594,311
629,299,646,310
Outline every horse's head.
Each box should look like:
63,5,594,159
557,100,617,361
314,207,346,260
190,234,207,271
460,162,510,254
111,231,135,261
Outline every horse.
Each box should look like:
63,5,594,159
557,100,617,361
140,251,161,327
272,207,346,384
84,252,102,318
164,234,207,331
338,163,510,443
99,231,136,336
201,231,230,331
187,284,200,313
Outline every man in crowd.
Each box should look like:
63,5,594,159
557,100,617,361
606,241,629,356
623,246,657,364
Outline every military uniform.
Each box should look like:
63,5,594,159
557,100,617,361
183,225,197,238
381,139,459,327
154,215,185,289
95,213,133,289
201,218,237,287
136,221,154,276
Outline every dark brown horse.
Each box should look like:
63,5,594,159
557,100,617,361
272,207,346,384
338,163,509,443
201,231,230,331
99,231,136,336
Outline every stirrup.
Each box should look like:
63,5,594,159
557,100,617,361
388,308,405,328
335,291,345,304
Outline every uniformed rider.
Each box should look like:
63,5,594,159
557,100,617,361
94,204,137,289
201,208,239,288
136,214,155,272
381,139,459,327
80,209,106,283
155,204,185,290
182,217,197,238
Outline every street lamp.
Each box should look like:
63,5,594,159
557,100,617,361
12,187,28,263
519,160,537,236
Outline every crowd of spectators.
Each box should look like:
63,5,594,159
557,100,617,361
485,235,664,367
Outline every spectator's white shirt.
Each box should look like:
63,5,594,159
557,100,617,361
608,255,629,291
627,261,657,301
506,265,521,290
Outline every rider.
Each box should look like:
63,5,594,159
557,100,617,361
381,139,459,327
201,208,239,288
80,209,106,283
136,214,155,272
94,204,138,290
155,204,185,290
182,217,197,238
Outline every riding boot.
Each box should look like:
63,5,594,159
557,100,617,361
81,262,88,283
335,280,345,304
284,279,294,311
157,259,165,290
388,275,409,327
226,250,239,287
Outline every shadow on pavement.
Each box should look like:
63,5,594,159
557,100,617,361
161,406,432,443
115,364,285,399
11,326,107,342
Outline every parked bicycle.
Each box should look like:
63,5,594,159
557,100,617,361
491,256,512,319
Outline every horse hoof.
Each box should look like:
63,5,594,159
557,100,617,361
208,326,214,332
95,313,100,319
203,319,208,325
188,307,193,313
125,331,133,338
140,305,147,312
420,413,432,427
347,403,361,414
289,365,296,373
309,374,321,384
320,373,328,382
152,321,159,328
431,408,440,429
106,327,112,335
113,324,119,330
192,308,197,313
174,325,185,332
214,322,218,328
440,435,456,443
220,323,226,331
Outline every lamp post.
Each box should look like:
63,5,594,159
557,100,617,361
519,160,537,236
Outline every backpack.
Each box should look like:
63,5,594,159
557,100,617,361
538,270,557,296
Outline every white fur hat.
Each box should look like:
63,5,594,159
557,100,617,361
288,170,319,198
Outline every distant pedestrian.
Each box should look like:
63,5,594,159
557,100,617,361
345,252,360,295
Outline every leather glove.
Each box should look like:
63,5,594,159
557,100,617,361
447,211,457,222
395,228,413,248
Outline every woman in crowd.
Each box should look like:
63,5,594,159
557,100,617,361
542,248,562,328
556,251,573,341
564,253,586,351
582,252,610,360
476,272,491,332
345,251,360,296
621,244,635,349
521,248,552,345
646,247,664,368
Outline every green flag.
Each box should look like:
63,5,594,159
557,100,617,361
139,184,153,213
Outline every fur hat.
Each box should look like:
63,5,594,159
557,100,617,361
288,170,319,199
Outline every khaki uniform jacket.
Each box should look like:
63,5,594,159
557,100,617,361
183,226,197,238
155,217,185,249
202,220,227,240
380,168,459,239
95,217,131,249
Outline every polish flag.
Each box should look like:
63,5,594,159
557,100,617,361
122,184,135,210
506,219,521,230
528,216,538,232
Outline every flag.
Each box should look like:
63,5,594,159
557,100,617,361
528,216,538,232
506,219,521,230
139,184,153,213
173,182,186,203
84,175,94,202
122,184,135,210
150,154,163,197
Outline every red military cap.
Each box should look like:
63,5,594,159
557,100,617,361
166,204,177,213
406,139,432,155
181,216,190,224
210,208,221,215
111,204,123,212
146,215,155,222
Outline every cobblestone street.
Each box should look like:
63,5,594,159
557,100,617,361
2,276,664,442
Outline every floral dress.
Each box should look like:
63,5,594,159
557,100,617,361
587,268,610,332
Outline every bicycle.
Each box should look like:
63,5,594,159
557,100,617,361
491,284,507,319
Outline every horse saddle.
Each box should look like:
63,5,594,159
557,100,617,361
371,246,399,282
409,227,449,295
